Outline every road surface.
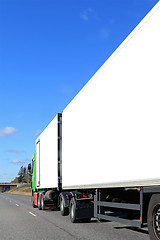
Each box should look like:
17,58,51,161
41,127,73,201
0,193,150,240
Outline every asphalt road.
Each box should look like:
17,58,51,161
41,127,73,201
0,193,150,240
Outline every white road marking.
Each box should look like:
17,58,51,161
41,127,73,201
16,204,19,206
29,212,36,217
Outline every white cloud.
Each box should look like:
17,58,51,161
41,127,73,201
80,8,96,21
34,129,42,137
10,159,24,165
0,127,16,137
7,149,25,153
80,11,89,21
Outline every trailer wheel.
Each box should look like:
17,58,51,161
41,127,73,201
38,194,41,210
41,195,45,210
60,197,69,216
147,194,160,240
70,198,77,223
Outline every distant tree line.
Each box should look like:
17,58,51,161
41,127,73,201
12,166,31,183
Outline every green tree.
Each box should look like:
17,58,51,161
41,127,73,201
12,165,32,183
18,166,25,183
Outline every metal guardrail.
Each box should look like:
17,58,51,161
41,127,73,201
0,183,30,186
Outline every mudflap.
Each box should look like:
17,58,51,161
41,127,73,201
76,201,94,219
34,192,38,206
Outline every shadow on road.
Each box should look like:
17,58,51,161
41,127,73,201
114,226,149,235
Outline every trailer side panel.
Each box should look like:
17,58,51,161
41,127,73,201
62,2,160,189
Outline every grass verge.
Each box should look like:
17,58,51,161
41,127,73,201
6,185,32,196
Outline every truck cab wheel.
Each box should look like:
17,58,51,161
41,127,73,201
41,195,45,210
147,194,160,240
38,194,41,210
70,198,77,223
60,197,69,216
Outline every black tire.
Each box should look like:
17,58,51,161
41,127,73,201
60,197,69,216
70,198,77,223
41,194,45,210
38,193,41,210
147,194,160,240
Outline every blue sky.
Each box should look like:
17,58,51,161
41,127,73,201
0,0,158,182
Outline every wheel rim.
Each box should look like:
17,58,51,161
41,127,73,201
38,197,40,208
71,203,74,219
153,205,160,239
60,199,64,212
41,198,44,209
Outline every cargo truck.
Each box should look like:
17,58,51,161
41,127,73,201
28,2,160,240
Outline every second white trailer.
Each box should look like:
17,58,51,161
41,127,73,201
35,114,59,190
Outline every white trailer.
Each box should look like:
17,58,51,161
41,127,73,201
62,0,160,190
28,2,160,240
35,114,60,190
